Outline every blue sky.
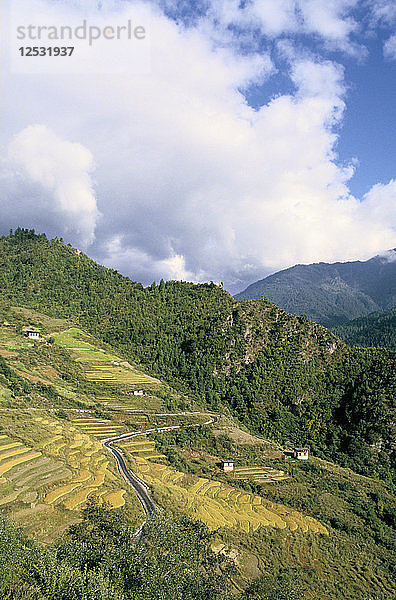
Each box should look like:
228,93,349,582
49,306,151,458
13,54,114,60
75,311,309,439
1,0,395,292
160,0,396,199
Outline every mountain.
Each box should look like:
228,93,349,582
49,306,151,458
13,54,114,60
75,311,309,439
0,228,395,482
0,228,395,600
332,307,396,352
235,251,396,327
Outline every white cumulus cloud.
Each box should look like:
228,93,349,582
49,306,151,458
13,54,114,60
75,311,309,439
4,125,99,247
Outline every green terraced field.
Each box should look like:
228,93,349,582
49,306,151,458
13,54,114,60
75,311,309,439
55,327,161,390
69,417,128,439
118,436,166,461
233,466,290,482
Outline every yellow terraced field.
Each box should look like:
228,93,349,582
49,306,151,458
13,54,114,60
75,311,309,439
63,487,96,510
0,442,23,451
0,452,42,476
0,408,135,535
133,458,328,536
103,490,126,508
0,446,34,461
233,466,290,482
5,417,130,514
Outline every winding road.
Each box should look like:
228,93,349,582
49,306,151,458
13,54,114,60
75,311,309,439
103,414,219,519
104,436,157,517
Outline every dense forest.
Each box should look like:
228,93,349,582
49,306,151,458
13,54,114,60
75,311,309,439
332,308,396,352
0,229,395,481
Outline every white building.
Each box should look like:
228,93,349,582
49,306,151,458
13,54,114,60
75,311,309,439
221,459,234,472
293,447,309,460
27,330,40,340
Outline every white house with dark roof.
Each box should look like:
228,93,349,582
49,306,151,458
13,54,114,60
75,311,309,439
27,330,41,340
293,447,309,460
221,459,234,472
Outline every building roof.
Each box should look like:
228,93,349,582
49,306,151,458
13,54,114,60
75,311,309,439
221,459,234,464
294,447,309,452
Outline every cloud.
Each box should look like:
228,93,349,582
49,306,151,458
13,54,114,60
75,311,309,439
0,0,395,292
367,0,396,59
368,0,396,26
197,0,362,54
384,34,396,59
362,180,396,226
2,125,99,247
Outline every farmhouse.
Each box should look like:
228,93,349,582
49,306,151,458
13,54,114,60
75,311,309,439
27,329,41,340
221,459,234,472
132,390,145,396
293,447,309,460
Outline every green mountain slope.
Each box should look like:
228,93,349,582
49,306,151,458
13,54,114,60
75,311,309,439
234,252,396,327
0,297,394,600
0,229,395,482
332,307,396,351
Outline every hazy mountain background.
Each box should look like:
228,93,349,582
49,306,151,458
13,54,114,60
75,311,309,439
235,251,396,329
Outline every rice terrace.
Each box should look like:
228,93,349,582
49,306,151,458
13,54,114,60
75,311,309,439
0,311,328,541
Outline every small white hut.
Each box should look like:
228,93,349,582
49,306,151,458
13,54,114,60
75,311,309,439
221,459,234,472
27,330,40,340
293,447,309,460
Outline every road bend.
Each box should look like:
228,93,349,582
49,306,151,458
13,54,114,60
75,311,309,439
102,414,219,520
104,436,157,517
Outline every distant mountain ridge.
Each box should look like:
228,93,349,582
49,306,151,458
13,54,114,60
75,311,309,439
235,251,396,327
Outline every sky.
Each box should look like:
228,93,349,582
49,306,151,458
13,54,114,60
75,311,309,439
1,0,395,293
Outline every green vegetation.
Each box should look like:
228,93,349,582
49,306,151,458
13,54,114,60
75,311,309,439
0,503,239,600
0,229,394,599
0,230,394,483
332,307,396,351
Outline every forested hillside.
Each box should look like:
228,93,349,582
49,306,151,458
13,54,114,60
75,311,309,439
0,229,395,481
235,253,396,327
333,308,396,352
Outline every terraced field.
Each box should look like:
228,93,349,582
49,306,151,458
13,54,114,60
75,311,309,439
33,417,128,510
69,417,128,439
0,414,135,539
99,396,164,411
133,457,328,535
233,466,290,483
118,435,166,461
55,328,161,389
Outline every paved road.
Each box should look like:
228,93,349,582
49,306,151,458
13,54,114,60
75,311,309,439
103,414,219,519
104,436,157,517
